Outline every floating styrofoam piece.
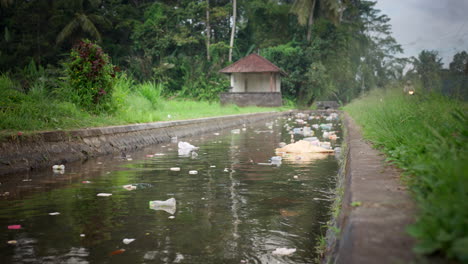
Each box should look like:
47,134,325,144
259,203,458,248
170,167,181,171
97,193,112,197
168,216,175,219
214,133,220,136
210,165,216,168
149,198,176,214
8,225,21,230
49,212,60,216
123,238,135,244
189,170,198,175
154,153,165,156
272,248,296,256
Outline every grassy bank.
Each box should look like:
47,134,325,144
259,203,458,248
344,87,468,262
0,74,288,137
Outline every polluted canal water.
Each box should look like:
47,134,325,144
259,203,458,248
0,112,342,264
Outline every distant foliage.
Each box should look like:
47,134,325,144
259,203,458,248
65,40,117,112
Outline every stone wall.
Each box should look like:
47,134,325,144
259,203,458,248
220,92,282,107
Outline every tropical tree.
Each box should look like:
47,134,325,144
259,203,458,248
55,0,110,45
290,0,342,42
412,50,444,93
228,0,237,62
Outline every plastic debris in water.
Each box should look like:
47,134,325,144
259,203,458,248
52,165,65,170
7,240,17,245
49,212,60,216
149,198,176,215
7,225,21,230
110,249,126,256
145,154,154,158
123,238,135,244
213,133,220,136
80,234,85,237
123,184,137,191
223,168,229,172
231,129,240,134
82,181,91,184
210,165,216,168
170,167,181,172
178,141,199,157
272,248,296,256
168,216,175,219
189,170,198,175
96,193,112,197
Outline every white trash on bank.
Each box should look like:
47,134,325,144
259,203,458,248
149,198,176,214
272,248,296,256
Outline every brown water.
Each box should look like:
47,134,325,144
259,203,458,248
0,114,341,264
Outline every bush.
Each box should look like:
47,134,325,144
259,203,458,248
65,39,117,112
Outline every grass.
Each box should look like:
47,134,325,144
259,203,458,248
0,74,289,138
344,87,468,262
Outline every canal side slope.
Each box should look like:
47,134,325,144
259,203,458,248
332,113,417,263
0,111,290,176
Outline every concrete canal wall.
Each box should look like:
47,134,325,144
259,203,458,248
324,113,417,264
0,111,293,176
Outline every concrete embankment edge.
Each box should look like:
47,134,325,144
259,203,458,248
0,111,293,176
325,113,418,264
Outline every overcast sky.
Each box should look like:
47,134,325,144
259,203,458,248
374,0,468,68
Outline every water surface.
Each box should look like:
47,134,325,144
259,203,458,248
0,114,341,264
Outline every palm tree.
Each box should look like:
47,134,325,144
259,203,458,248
55,0,110,45
228,0,236,62
290,0,342,42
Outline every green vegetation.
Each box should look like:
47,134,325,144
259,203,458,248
345,88,468,262
0,73,283,137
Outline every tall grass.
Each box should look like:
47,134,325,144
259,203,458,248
344,87,468,262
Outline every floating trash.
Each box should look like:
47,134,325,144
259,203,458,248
278,142,287,148
145,154,154,158
149,198,176,215
123,184,137,191
168,216,175,219
170,167,181,172
7,225,21,230
82,181,91,184
189,170,198,175
123,238,135,245
223,168,229,172
171,136,178,143
97,193,112,197
49,212,60,216
231,129,240,134
178,141,199,157
52,165,65,170
110,249,126,256
80,234,85,237
7,240,17,245
276,140,334,153
210,165,216,168
213,133,220,136
272,248,296,256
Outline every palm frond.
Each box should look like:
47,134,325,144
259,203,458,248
88,14,112,30
290,0,314,26
77,13,102,42
56,17,79,44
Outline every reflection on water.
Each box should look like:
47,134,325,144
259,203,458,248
0,114,341,264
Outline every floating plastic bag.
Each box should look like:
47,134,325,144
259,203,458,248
149,198,176,214
272,248,296,256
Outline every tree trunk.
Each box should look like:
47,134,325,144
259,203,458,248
206,0,211,61
228,0,237,62
306,0,316,42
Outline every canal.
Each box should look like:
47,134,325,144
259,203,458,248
1,113,342,264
